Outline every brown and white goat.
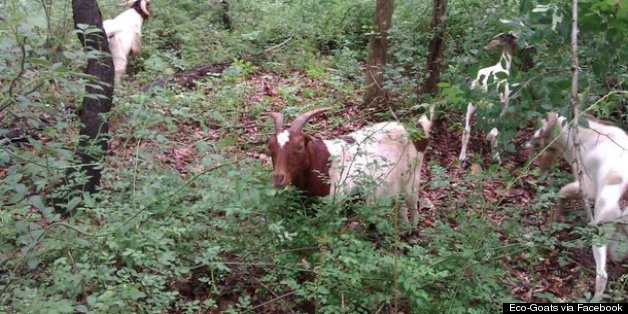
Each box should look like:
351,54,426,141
267,108,432,226
103,0,151,80
459,33,518,163
530,112,628,301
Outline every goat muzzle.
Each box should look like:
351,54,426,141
273,174,287,187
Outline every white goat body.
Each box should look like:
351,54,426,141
268,109,432,226
532,112,628,301
103,0,150,79
324,121,426,222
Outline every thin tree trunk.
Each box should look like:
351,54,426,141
363,0,394,108
419,0,447,99
70,0,114,196
569,0,591,219
220,0,232,31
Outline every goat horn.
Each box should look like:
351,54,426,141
118,0,135,7
491,32,505,39
140,0,150,16
265,112,284,133
289,107,332,133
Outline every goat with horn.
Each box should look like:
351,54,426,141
266,108,432,227
103,0,151,81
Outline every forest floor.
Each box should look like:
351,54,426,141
127,66,626,304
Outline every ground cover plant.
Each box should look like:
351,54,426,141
1,0,627,313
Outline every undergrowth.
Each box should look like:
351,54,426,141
1,0,627,313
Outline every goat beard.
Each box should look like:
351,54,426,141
537,150,557,171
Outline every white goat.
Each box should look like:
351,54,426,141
530,112,628,301
103,0,151,80
459,33,518,163
267,108,432,226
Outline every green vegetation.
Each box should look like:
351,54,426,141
1,0,626,313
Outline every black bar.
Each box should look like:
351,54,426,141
503,303,626,313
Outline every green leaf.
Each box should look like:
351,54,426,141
27,255,39,270
29,195,46,210
29,223,44,240
66,197,82,211
9,184,28,204
86,295,97,306
76,237,92,248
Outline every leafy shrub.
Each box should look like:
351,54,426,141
2,1,627,313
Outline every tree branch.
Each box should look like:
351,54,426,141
569,0,592,220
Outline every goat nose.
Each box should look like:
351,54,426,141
273,174,285,187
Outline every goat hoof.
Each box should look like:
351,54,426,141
458,159,470,169
469,163,483,174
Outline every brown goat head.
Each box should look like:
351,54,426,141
484,32,518,55
266,108,332,195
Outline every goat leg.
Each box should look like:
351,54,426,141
591,245,608,302
486,127,501,164
459,103,476,163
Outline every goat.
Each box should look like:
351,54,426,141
103,0,151,80
459,33,518,164
266,108,432,227
529,112,628,301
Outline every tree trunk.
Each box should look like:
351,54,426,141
70,0,114,195
419,0,447,99
363,0,394,108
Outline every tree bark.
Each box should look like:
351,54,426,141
71,0,114,195
362,0,394,108
220,0,233,31
419,0,447,99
